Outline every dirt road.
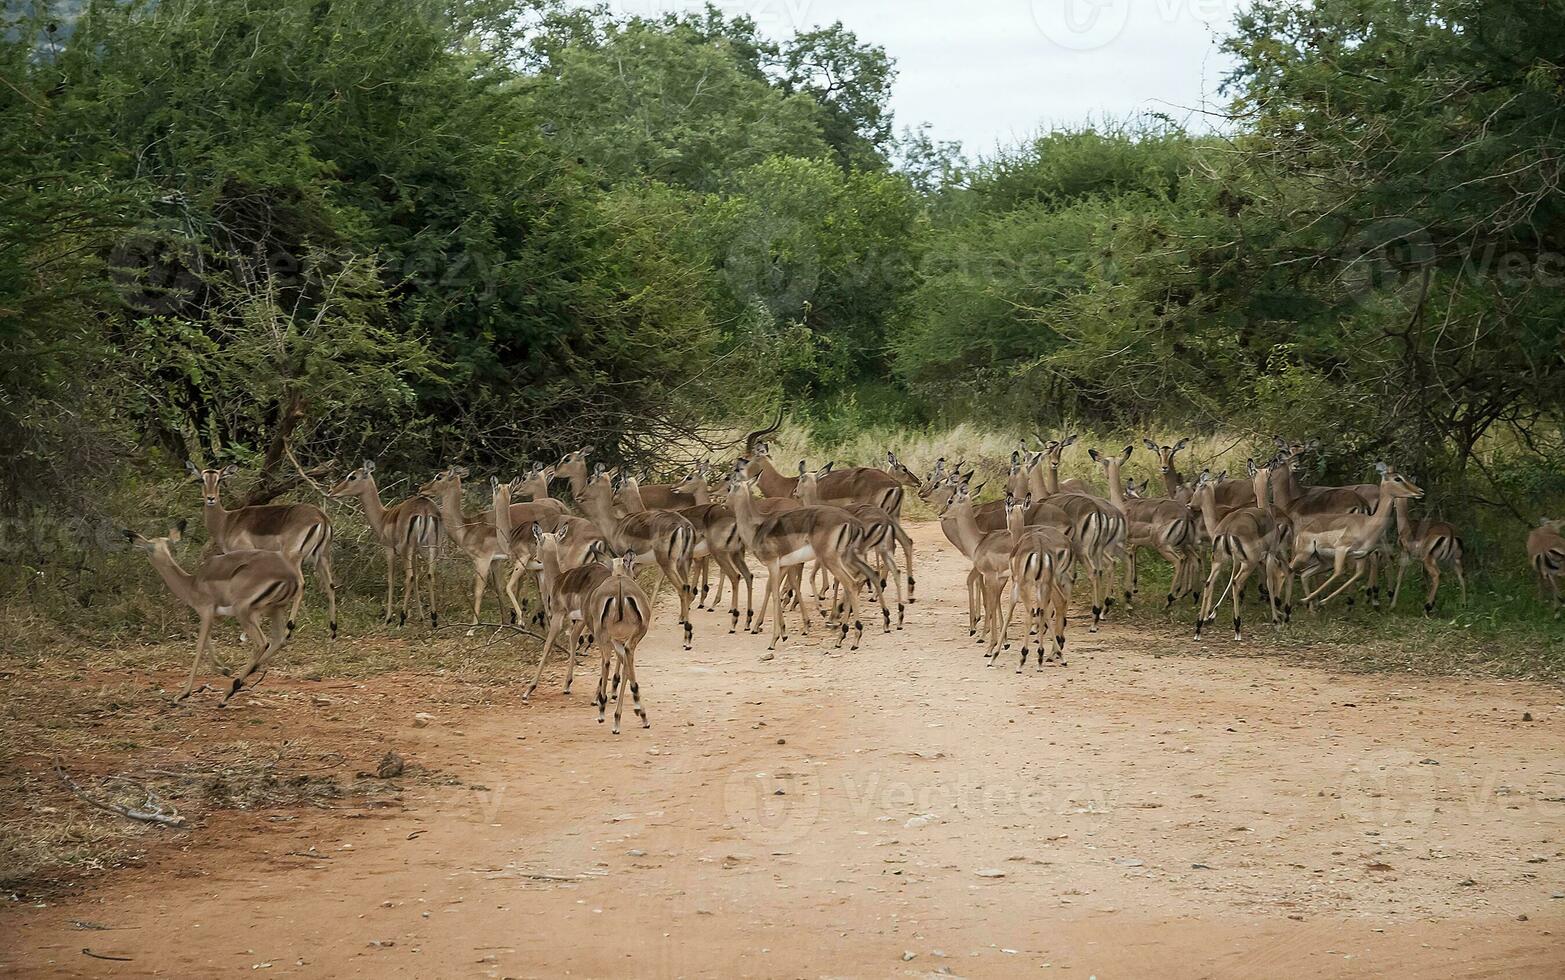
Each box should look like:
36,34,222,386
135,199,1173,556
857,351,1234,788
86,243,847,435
4,523,1563,978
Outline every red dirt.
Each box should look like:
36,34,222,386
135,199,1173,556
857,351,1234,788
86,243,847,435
3,522,1562,978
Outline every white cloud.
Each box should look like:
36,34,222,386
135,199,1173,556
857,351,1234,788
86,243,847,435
601,0,1238,153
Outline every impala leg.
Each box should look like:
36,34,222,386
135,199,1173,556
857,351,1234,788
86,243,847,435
564,619,590,694
751,571,773,634
1300,550,1349,607
891,524,915,604
882,543,904,629
467,556,492,634
504,561,529,625
1454,556,1468,606
383,546,398,624
221,611,271,705
1195,556,1226,638
1421,554,1442,614
767,561,787,650
1318,558,1367,607
178,610,216,701
966,568,982,639
316,550,339,640
624,632,649,729
424,546,439,628
595,638,612,724
1389,553,1410,609
401,547,420,628
1230,561,1259,640
525,610,564,701
610,639,631,735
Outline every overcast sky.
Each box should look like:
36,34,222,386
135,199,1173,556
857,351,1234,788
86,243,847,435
604,0,1240,157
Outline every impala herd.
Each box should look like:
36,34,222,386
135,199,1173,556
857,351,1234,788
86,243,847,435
125,419,1565,731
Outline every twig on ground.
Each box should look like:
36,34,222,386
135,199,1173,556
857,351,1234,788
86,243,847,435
81,949,134,962
431,621,547,642
54,760,186,828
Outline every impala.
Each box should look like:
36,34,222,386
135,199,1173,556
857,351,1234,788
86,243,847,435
742,412,916,603
1528,519,1565,617
936,481,1022,660
1142,437,1192,497
589,550,653,734
1026,441,1126,632
1191,461,1291,641
125,520,302,705
1004,491,1074,670
526,524,611,701
1090,446,1200,611
618,470,755,634
1287,463,1422,609
188,462,338,639
418,466,511,630
727,472,881,651
1388,495,1467,613
578,468,696,650
328,460,440,628
795,462,901,630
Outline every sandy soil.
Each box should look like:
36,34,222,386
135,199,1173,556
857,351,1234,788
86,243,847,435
3,522,1563,978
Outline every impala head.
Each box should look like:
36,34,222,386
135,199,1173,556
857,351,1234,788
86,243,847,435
187,460,240,507
123,518,189,557
792,460,833,500
417,465,469,500
556,447,593,484
1141,437,1191,474
491,473,513,509
886,451,922,488
512,461,555,496
1272,436,1318,471
529,519,572,564
937,474,981,516
327,459,378,498
1125,477,1151,498
610,548,639,578
1087,445,1135,474
743,408,783,457
1372,462,1424,500
1035,434,1077,470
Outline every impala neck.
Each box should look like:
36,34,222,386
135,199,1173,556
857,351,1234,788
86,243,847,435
943,500,985,556
492,482,514,546
1161,464,1183,498
348,478,391,541
1269,462,1301,515
578,480,620,539
1393,495,1414,546
428,480,474,543
749,456,798,499
1194,488,1221,539
619,482,647,513
143,546,200,608
1103,459,1127,511
536,540,564,599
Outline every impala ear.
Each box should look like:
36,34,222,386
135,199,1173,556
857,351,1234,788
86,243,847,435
1375,461,1388,475
972,482,986,496
220,464,239,479
555,521,569,542
797,459,807,476
185,460,201,478
364,459,375,473
1088,448,1103,463
1061,434,1078,448
490,475,499,490
452,465,469,479
822,461,834,474
1174,437,1190,452
1022,493,1032,508
531,522,544,543
1246,458,1259,477
592,462,606,478
1121,444,1134,462
168,519,186,544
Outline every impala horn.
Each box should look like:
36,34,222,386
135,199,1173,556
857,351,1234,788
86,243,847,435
743,406,784,455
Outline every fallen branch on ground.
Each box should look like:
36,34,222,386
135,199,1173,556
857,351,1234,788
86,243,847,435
54,760,187,828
